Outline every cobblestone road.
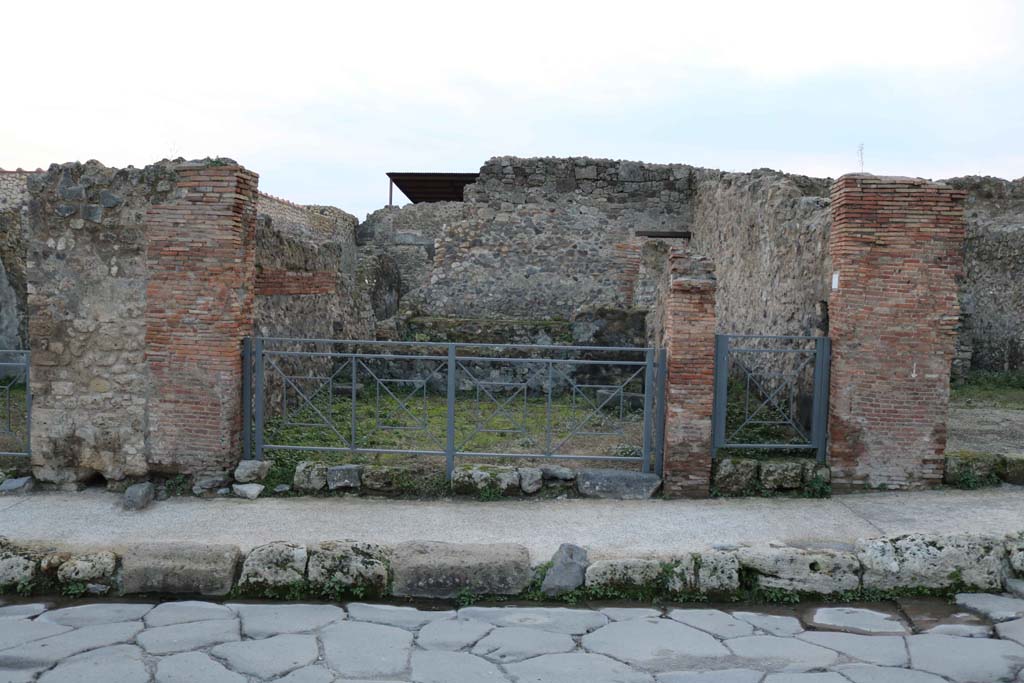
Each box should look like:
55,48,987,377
3,596,1024,682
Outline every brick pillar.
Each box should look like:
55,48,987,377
145,163,259,476
657,248,716,498
828,174,965,489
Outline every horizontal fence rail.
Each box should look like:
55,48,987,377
712,334,830,463
0,350,31,458
243,337,666,479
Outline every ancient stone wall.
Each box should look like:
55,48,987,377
827,175,965,490
27,160,259,484
944,176,1024,374
0,171,33,350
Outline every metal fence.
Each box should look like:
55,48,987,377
243,337,667,478
711,334,830,463
0,350,31,458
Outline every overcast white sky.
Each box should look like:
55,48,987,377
3,0,1022,219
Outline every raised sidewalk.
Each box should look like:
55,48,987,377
3,485,1022,559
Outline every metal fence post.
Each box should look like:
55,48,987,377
653,347,668,477
253,337,265,461
812,336,831,464
445,343,457,480
641,348,655,473
711,335,729,459
242,337,252,461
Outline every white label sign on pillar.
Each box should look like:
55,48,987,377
831,271,840,290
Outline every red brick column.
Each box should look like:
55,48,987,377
145,163,259,475
657,249,716,498
828,174,965,489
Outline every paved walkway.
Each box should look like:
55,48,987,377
2,597,1024,682
2,485,1023,559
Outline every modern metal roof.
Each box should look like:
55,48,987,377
386,172,479,203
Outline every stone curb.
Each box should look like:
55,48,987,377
1,529,1022,602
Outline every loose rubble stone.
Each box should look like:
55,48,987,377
0,547,37,589
155,651,246,683
192,474,229,497
805,607,909,635
0,477,33,495
145,600,234,627
307,541,390,596
120,543,239,596
210,634,318,678
906,633,1024,682
452,465,520,496
391,541,531,598
518,467,543,494
238,542,307,589
585,558,662,590
724,636,839,672
540,465,575,481
582,618,729,670
0,618,72,650
231,483,263,499
505,652,654,683
857,533,1008,591
541,543,588,597
731,612,803,637
669,609,755,639
713,458,760,495
576,469,661,499
38,644,148,683
832,664,948,683
137,618,240,654
39,603,153,627
955,592,1024,622
759,460,805,490
233,460,271,483
797,632,907,666
471,626,576,662
0,621,144,668
292,461,328,492
461,606,608,635
657,670,763,683
326,464,362,490
55,552,116,585
274,484,291,494
347,603,453,630
122,482,154,510
417,617,493,650
737,546,860,595
321,621,413,679
231,603,345,638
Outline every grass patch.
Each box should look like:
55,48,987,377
0,384,29,456
952,371,1024,410
715,379,814,460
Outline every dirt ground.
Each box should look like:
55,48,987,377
947,406,1024,456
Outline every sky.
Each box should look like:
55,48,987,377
3,0,1022,219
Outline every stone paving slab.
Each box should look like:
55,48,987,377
5,486,1024,559
0,596,1022,681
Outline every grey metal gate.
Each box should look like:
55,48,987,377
0,350,31,459
243,337,667,478
711,335,830,463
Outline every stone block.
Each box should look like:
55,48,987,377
120,543,240,596
360,465,397,492
0,477,34,495
759,460,805,490
232,483,263,499
713,458,759,495
122,482,154,510
518,467,543,494
857,533,1008,591
326,465,362,491
541,543,588,597
1003,454,1024,485
452,465,520,496
293,462,328,492
584,559,662,591
944,451,1004,487
390,541,531,598
56,552,116,585
666,550,741,594
540,465,575,482
239,542,308,590
234,460,271,483
0,545,36,589
307,540,391,597
576,469,661,499
737,546,860,595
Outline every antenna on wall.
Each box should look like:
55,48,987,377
857,143,865,173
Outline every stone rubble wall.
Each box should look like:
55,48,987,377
0,171,33,350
